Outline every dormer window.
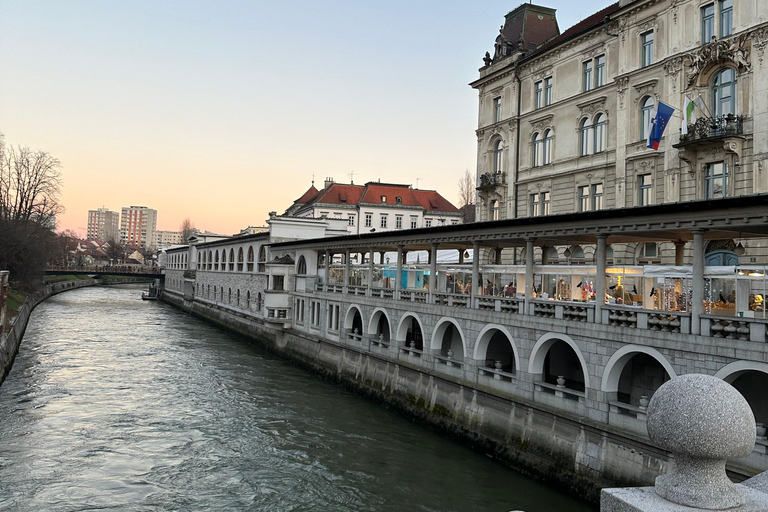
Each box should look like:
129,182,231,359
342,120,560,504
396,196,402,204
381,195,387,203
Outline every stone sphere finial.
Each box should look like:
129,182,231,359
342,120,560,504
647,374,756,510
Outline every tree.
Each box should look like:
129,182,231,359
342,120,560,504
180,217,195,242
104,237,126,265
0,134,64,289
457,169,476,208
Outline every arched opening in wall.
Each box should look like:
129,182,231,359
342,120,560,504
369,310,391,343
236,289,240,306
635,242,662,265
344,306,364,339
215,250,220,271
208,251,212,270
228,288,232,304
543,246,559,264
257,293,262,312
476,328,516,373
220,287,224,302
229,249,235,271
247,246,254,272
213,286,217,300
432,320,465,362
237,248,244,271
723,370,768,429
246,291,250,309
222,250,227,270
543,340,585,392
201,252,206,270
568,245,585,265
705,240,739,266
397,315,424,352
616,353,671,406
207,285,210,298
258,246,267,272
297,255,307,275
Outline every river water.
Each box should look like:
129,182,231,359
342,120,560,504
0,285,594,512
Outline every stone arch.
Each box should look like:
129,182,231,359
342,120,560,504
473,324,519,374
368,307,392,342
528,332,591,390
297,255,307,275
247,246,255,271
237,247,244,271
602,345,676,392
430,317,467,360
715,361,768,425
396,312,425,351
344,304,364,336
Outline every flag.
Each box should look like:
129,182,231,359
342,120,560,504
681,95,705,135
647,101,675,150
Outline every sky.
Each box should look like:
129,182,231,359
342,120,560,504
0,0,613,237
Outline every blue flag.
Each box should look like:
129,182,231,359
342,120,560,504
647,101,675,150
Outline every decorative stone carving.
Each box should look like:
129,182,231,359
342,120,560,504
684,33,751,88
647,374,755,510
636,15,658,33
529,114,554,132
670,0,680,24
633,79,659,105
724,139,743,161
753,26,768,65
576,96,607,120
615,77,629,108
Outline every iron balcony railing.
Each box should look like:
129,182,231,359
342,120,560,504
679,114,745,143
477,172,505,190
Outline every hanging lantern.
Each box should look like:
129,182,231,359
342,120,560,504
564,248,572,259
734,242,746,256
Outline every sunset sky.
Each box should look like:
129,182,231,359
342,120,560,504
1,0,607,237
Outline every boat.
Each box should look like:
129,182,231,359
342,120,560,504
142,285,159,301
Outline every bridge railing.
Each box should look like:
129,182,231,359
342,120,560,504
45,265,163,275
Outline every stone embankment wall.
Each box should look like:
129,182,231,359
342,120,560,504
161,290,669,503
0,277,150,385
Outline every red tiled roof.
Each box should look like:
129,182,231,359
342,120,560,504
524,2,620,60
293,185,320,205
296,181,459,214
359,183,421,207
411,189,460,213
310,183,366,206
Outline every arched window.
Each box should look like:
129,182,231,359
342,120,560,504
493,140,503,174
579,118,593,156
246,291,250,308
532,132,542,167
258,246,267,272
257,293,263,311
489,199,499,221
201,251,206,270
222,249,227,270
236,289,240,306
213,285,217,300
208,251,212,270
712,68,736,117
297,255,307,275
247,247,254,272
237,248,244,271
229,249,235,271
207,284,210,298
542,129,553,165
641,96,655,140
594,114,606,153
214,250,219,271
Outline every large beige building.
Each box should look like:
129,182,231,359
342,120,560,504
86,207,120,241
120,206,157,250
473,0,768,264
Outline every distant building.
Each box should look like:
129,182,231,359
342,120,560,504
286,178,462,233
86,207,120,241
239,226,269,236
120,206,157,250
155,230,184,248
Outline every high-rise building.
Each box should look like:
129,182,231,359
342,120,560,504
120,206,157,250
86,207,120,241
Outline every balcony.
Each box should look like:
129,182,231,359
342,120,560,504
676,114,745,147
476,172,505,192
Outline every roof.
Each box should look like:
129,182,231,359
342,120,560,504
310,183,366,207
293,185,320,205
411,189,461,214
522,2,620,61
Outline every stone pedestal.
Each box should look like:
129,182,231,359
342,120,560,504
601,486,768,512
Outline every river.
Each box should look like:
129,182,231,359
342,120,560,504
0,285,594,511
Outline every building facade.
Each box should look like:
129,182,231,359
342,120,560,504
472,0,768,265
86,207,119,241
286,178,463,234
120,206,158,250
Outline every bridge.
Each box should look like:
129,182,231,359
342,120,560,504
44,266,165,279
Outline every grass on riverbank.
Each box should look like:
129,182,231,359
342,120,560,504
5,286,26,321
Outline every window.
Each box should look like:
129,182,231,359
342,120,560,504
410,216,417,229
641,31,654,67
641,96,655,140
542,129,553,165
637,242,660,264
272,275,285,291
582,60,593,92
490,200,499,221
702,4,715,43
396,215,403,229
364,213,372,227
214,250,219,270
594,114,606,153
533,133,542,166
544,77,552,105
595,55,605,87
237,248,243,271
535,80,543,109
380,215,388,228
396,196,402,204
493,96,501,122
229,249,235,271
247,247,254,271
451,219,459,225
578,185,590,212
348,215,355,226
705,162,727,199
493,140,503,173
720,0,732,38
591,183,603,210
297,255,307,275
712,68,736,116
381,195,387,203
638,174,652,206
530,192,549,216
258,246,266,272
580,118,593,156
425,219,432,228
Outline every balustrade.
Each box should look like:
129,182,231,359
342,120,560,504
606,306,639,328
709,317,751,341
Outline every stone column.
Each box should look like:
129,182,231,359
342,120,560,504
324,249,330,292
692,230,705,335
471,241,480,308
674,241,685,266
395,244,404,300
458,248,465,264
343,248,351,293
595,235,607,324
367,247,374,296
525,238,534,315
429,243,438,304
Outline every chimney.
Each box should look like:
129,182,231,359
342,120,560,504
324,177,335,189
